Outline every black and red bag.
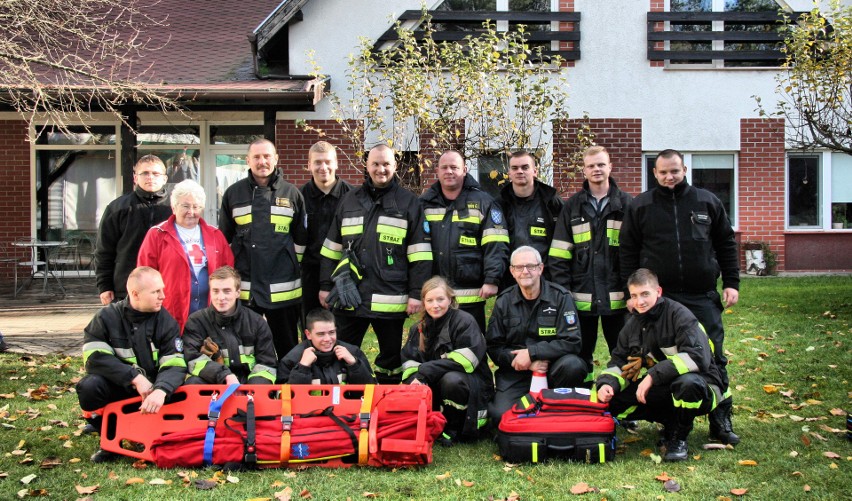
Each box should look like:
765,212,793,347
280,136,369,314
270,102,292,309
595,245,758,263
496,387,616,464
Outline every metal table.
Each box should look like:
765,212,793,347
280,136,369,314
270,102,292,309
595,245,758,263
12,240,68,297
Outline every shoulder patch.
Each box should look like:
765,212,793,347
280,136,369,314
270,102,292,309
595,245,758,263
174,337,183,353
490,208,503,225
423,220,431,234
564,311,576,326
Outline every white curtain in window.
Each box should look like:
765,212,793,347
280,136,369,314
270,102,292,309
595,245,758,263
831,153,852,203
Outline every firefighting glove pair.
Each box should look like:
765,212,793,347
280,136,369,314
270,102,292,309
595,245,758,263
201,337,224,364
326,250,363,309
620,355,658,382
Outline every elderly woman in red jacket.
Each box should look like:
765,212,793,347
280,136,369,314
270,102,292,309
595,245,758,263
138,179,233,331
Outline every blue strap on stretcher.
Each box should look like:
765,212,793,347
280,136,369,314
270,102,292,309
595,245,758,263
203,384,239,466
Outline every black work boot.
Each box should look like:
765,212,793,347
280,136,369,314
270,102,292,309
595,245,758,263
664,414,694,462
709,399,740,445
90,448,119,463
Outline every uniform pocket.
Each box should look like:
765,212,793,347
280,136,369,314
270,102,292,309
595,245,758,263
691,211,712,241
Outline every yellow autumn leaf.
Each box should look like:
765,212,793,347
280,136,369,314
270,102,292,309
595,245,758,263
738,459,758,466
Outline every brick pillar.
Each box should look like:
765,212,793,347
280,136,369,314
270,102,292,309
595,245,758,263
275,119,364,186
649,0,665,68
553,118,643,198
0,120,31,281
738,118,786,271
558,0,576,68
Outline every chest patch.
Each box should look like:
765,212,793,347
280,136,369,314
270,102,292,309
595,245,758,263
275,197,291,208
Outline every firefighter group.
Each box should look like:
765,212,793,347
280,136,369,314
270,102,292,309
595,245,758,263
79,139,740,464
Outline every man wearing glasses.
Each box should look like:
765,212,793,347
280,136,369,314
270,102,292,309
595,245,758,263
485,246,586,426
96,155,172,305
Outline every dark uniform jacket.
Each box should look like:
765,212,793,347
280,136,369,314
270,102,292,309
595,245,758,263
499,179,564,260
81,299,186,396
549,179,633,315
96,187,171,298
219,169,308,309
486,279,582,380
401,308,494,436
183,302,277,384
276,339,375,384
301,178,353,271
420,175,509,304
620,181,739,294
320,178,432,318
597,297,724,395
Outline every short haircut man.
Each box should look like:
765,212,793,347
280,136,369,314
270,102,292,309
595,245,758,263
420,149,509,332
219,139,309,359
96,155,172,305
596,268,727,462
182,265,278,385
619,148,741,445
276,308,376,384
300,141,353,322
77,266,186,463
485,245,586,426
318,143,432,384
549,144,633,375
499,150,564,288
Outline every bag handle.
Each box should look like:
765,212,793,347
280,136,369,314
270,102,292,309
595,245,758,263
203,384,240,466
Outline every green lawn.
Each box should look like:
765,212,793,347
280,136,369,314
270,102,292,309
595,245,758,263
0,276,848,500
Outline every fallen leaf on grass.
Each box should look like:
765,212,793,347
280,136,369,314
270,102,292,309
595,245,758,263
829,408,846,416
789,451,799,457
271,480,286,488
703,443,729,450
649,453,662,464
809,432,828,441
75,485,99,495
730,488,748,496
762,385,778,394
68,457,81,463
17,488,48,498
462,480,474,487
20,474,37,484
149,478,172,485
639,448,653,456
801,435,811,447
125,478,145,485
804,485,811,492
818,424,844,434
274,486,293,501
299,488,312,499
363,492,379,498
789,415,805,422
62,440,73,448
226,474,239,484
435,471,452,480
663,479,681,493
655,472,672,482
823,451,840,459
570,482,596,495
194,479,218,490
738,460,758,466
829,463,838,469
131,459,147,469
38,457,61,469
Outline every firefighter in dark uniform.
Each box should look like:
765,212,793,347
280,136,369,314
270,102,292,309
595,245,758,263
300,141,352,321
319,144,433,384
420,150,509,332
219,138,308,359
77,267,187,463
549,146,633,380
499,150,564,289
277,308,375,384
402,277,494,446
183,266,277,385
486,246,586,427
96,155,172,305
620,149,740,445
597,268,726,462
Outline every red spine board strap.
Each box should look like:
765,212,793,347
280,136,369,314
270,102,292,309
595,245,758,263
280,384,292,464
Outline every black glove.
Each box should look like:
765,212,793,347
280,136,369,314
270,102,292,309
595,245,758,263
329,268,361,309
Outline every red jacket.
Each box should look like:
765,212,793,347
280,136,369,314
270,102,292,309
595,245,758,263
138,216,234,331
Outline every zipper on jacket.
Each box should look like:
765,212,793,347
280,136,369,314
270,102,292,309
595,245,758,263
671,191,685,286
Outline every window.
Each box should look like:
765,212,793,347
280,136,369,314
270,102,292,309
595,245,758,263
473,153,506,198
34,125,120,242
788,152,852,230
645,153,738,226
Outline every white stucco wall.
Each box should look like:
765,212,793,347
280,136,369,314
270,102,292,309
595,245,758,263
283,0,842,152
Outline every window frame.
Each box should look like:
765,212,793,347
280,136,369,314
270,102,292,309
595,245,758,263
643,151,739,229
786,151,851,231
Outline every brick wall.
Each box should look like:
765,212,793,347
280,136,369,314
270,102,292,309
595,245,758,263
274,119,364,186
553,118,643,198
737,118,786,271
0,120,32,281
